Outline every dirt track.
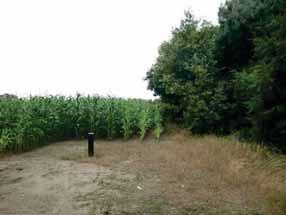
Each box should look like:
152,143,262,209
0,141,113,215
0,135,285,215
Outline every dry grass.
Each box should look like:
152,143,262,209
64,130,286,215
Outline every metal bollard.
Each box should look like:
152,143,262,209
88,132,94,157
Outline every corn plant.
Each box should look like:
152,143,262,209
153,104,164,140
0,95,164,152
139,108,152,140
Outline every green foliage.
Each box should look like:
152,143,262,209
217,0,286,150
0,95,163,152
153,104,163,140
146,1,286,151
0,129,15,152
184,82,231,133
145,12,232,134
139,109,151,140
122,101,140,139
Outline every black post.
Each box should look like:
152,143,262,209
88,132,94,157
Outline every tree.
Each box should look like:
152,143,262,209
217,0,286,150
146,12,232,133
146,1,286,150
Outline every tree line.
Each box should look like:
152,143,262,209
145,0,286,152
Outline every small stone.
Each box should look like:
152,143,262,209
16,167,23,171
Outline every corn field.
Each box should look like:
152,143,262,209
0,95,163,152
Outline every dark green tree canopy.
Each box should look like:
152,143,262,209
146,0,286,151
146,12,232,133
217,0,286,149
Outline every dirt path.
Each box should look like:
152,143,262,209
0,141,113,215
0,135,285,215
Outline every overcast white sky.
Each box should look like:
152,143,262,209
0,0,225,99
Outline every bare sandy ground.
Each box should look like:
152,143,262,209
0,134,285,215
0,141,113,215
